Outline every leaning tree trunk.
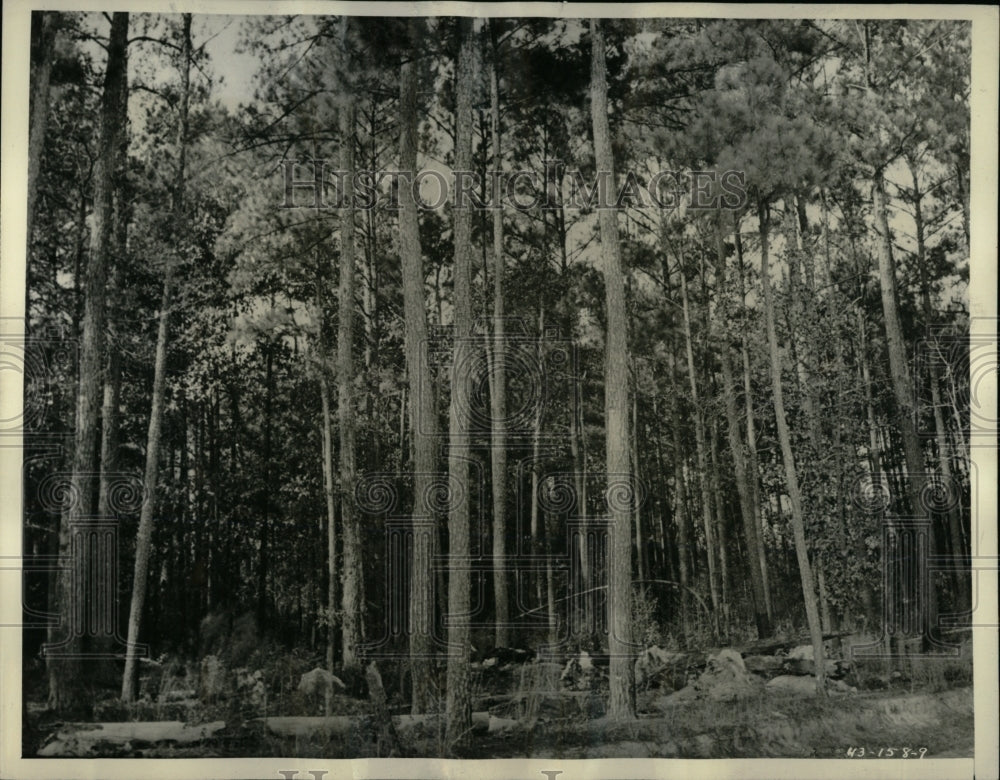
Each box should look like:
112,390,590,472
444,17,476,748
758,204,826,695
121,14,186,703
871,168,938,641
590,19,635,721
487,29,510,647
864,23,936,644
47,11,126,710
398,21,439,715
337,17,362,670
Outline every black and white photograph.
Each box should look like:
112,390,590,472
0,2,996,777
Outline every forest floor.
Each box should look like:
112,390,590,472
24,639,975,759
24,683,974,759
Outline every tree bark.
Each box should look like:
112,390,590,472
398,20,439,715
337,16,362,670
444,17,476,748
758,204,826,695
488,29,510,647
317,290,338,671
590,19,635,720
27,11,59,253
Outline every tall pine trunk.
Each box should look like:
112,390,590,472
398,23,438,714
488,30,510,647
444,17,476,747
316,287,338,671
51,11,128,711
590,19,635,720
123,13,188,703
337,17,362,669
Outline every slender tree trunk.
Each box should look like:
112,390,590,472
758,205,826,695
398,26,438,714
785,202,836,633
709,419,730,631
680,262,720,634
590,19,635,720
569,354,588,609
714,217,770,638
529,303,545,617
733,221,773,622
488,32,510,647
872,169,937,634
651,399,670,577
337,18,362,670
632,382,647,587
865,25,936,644
318,304,338,671
122,14,187,702
668,352,691,642
445,17,476,747
257,345,274,629
542,475,558,648
908,159,967,608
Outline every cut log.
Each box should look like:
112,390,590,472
38,720,225,757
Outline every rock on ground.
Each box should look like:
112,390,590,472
655,648,763,708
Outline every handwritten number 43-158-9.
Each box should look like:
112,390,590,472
845,747,928,758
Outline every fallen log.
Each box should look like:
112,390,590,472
257,711,503,739
738,632,850,658
38,720,225,757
